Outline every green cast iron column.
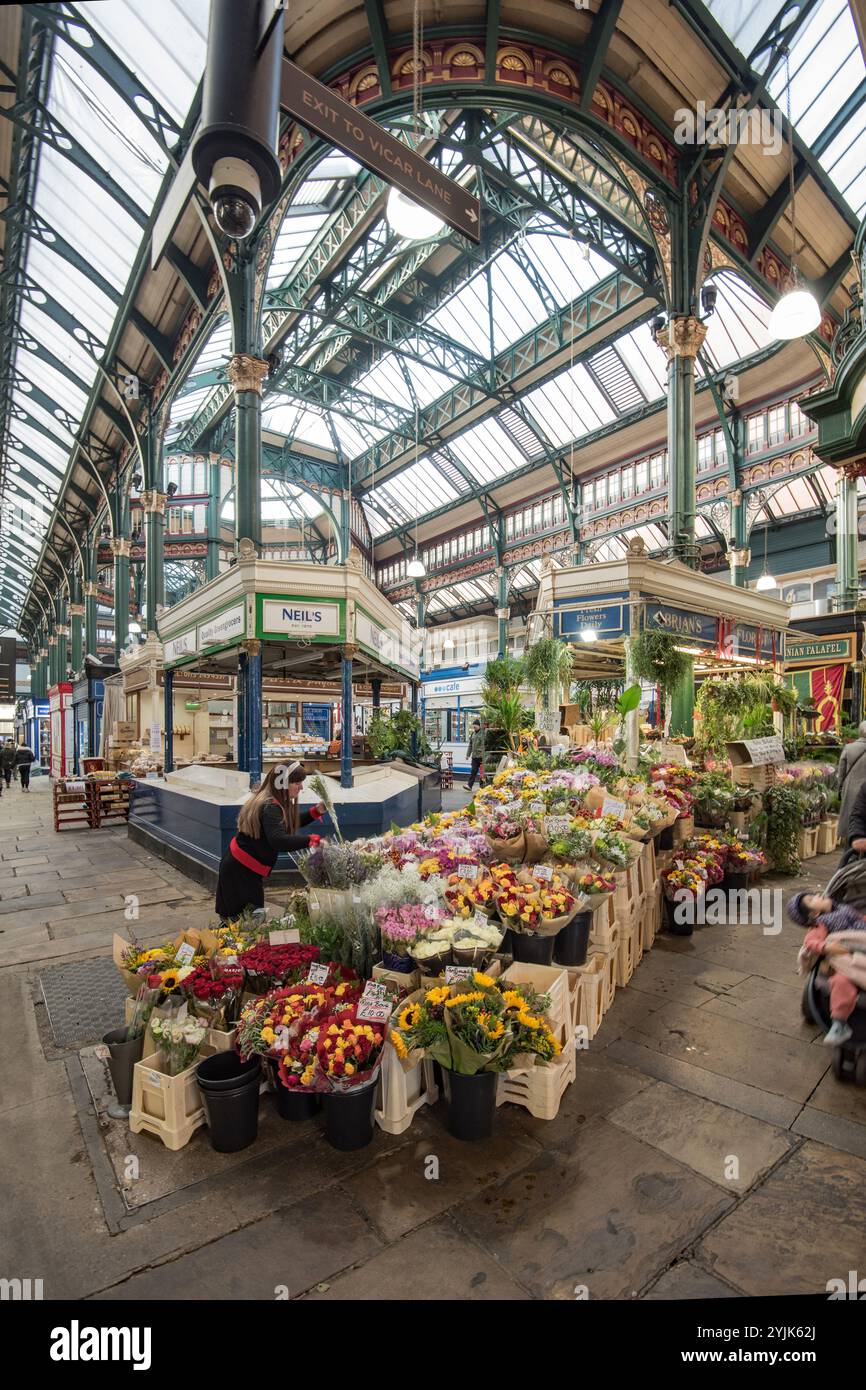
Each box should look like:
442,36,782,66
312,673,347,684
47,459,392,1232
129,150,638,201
84,535,98,658
54,595,68,683
112,538,131,663
143,490,166,635
835,470,860,609
228,256,267,552
657,316,706,735
496,566,509,656
206,456,221,581
69,583,84,678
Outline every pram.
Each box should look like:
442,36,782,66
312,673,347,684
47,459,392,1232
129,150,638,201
802,964,866,1083
800,854,866,1083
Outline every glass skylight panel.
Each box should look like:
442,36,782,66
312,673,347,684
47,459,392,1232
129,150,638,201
614,323,667,398
375,456,461,514
703,274,772,363
331,413,385,457
35,154,139,293
50,44,166,211
25,243,116,343
521,231,611,306
260,402,335,451
192,318,232,373
87,0,207,125
449,417,528,484
16,349,87,418
522,364,616,444
266,212,330,286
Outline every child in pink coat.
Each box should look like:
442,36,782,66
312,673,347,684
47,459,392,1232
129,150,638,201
789,892,866,1045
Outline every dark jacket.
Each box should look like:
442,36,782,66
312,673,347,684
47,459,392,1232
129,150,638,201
230,801,323,874
0,744,16,770
14,745,34,768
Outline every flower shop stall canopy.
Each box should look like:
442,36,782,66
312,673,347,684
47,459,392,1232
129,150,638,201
535,552,792,677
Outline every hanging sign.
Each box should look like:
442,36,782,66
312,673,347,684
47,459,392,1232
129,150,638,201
262,599,341,638
149,723,162,753
356,611,420,677
198,604,245,650
554,595,629,640
785,633,856,666
644,603,715,648
280,61,481,242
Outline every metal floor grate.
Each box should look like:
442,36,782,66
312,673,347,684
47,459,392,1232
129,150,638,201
38,957,127,1047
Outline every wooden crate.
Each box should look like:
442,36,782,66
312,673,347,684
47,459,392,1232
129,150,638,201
615,915,641,987
613,863,641,919
641,890,661,951
590,937,618,1013
52,780,94,831
797,825,820,861
569,953,606,1040
817,816,839,854
374,1048,438,1135
496,1042,576,1120
590,893,618,947
129,1048,213,1151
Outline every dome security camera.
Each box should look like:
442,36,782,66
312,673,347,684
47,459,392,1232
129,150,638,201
209,156,262,241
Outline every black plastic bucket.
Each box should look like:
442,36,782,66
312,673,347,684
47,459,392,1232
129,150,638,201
553,910,592,966
724,870,750,892
322,1081,377,1150
663,895,694,936
196,1053,261,1152
445,1069,497,1141
511,932,556,965
267,1058,321,1120
658,825,675,851
102,1027,144,1107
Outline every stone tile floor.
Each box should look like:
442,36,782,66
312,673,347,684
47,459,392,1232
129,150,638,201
2,775,865,1300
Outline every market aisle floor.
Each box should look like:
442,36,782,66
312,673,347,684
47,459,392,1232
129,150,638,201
3,777,866,1300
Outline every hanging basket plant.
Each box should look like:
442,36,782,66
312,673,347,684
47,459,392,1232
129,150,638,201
630,629,692,695
523,638,574,702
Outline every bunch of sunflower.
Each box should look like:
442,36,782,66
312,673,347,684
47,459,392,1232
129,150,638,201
389,972,560,1074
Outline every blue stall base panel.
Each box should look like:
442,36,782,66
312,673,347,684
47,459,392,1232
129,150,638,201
129,776,441,876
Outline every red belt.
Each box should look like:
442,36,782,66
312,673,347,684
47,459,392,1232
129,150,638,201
229,837,272,877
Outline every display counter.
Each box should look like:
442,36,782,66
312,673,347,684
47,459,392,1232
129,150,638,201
128,761,440,889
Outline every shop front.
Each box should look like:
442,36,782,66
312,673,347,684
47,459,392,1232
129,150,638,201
48,682,74,778
420,670,486,773
18,697,49,774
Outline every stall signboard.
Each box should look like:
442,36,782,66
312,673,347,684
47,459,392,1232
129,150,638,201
423,675,485,699
730,622,784,660
198,604,245,651
554,594,630,640
784,633,856,666
164,629,198,664
259,596,343,641
739,735,785,766
356,608,420,678
644,603,716,648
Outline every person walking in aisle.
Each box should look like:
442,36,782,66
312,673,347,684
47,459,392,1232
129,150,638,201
465,718,487,791
1,739,15,789
14,743,35,791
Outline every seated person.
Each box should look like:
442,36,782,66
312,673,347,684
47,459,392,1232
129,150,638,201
789,891,866,1045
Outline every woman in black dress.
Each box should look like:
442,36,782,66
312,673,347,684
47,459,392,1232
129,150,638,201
215,761,328,920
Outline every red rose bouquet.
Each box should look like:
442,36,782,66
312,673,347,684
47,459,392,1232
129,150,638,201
180,960,244,1028
237,942,321,994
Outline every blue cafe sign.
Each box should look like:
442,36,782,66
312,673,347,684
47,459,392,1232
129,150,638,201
644,603,716,647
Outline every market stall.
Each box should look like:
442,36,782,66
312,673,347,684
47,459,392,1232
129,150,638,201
48,681,74,778
129,552,430,877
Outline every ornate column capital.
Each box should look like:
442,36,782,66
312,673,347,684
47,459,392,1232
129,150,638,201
54,625,69,638
241,638,262,657
227,354,269,394
139,489,167,514
84,580,99,598
110,537,131,558
840,456,866,481
729,547,750,568
654,315,708,362
68,603,85,619
47,635,57,647
342,643,358,661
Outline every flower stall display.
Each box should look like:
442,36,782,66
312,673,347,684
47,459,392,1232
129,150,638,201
376,902,445,972
180,961,244,1030
236,942,322,994
389,972,561,1139
150,1015,207,1076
